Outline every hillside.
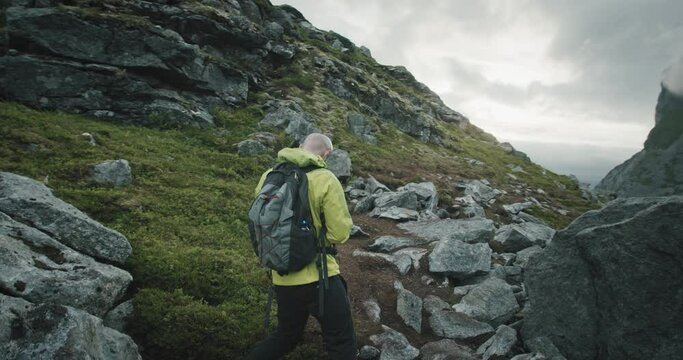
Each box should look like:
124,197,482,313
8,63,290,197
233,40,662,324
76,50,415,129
595,84,683,197
0,1,597,359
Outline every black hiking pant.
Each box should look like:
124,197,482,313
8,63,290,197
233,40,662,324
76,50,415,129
245,275,357,360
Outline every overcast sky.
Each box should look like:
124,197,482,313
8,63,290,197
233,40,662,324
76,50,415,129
272,0,683,184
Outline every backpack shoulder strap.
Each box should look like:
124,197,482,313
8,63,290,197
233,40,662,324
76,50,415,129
300,164,324,173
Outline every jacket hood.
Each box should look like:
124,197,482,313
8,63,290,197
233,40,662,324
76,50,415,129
276,147,327,168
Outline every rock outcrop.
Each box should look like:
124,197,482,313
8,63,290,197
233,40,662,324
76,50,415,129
0,172,140,359
595,84,683,197
523,196,683,360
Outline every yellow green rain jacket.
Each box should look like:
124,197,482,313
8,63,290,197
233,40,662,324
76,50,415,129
254,147,353,286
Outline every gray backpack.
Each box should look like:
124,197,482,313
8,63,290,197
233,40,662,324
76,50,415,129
248,162,322,274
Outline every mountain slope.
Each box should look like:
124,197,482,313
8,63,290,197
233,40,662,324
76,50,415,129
595,84,683,197
0,1,597,358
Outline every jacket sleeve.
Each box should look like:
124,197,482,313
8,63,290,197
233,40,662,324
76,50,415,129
322,174,353,244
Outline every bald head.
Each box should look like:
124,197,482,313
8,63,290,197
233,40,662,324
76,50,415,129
300,133,333,159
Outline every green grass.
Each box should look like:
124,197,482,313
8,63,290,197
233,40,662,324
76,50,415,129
0,102,274,359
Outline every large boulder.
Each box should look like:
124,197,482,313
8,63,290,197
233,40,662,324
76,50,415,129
1,299,141,360
428,239,491,280
523,196,683,360
398,182,439,212
398,218,495,244
453,277,520,326
0,212,132,317
457,180,501,203
92,159,133,186
0,172,132,264
326,149,352,180
490,222,555,253
375,191,418,211
260,100,320,141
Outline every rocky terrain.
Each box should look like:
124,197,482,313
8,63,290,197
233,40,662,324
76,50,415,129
0,171,140,359
594,84,683,197
4,0,680,360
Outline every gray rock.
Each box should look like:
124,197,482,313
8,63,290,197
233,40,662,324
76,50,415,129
454,195,486,218
503,202,534,215
0,212,132,317
375,191,418,211
458,180,501,203
1,8,250,127
398,218,495,244
523,196,683,360
0,172,132,264
394,281,422,333
359,46,372,57
512,211,547,225
392,248,428,271
92,159,132,186
271,43,296,59
490,222,556,253
423,295,451,315
237,139,270,156
331,39,345,51
372,206,419,222
2,301,141,360
398,182,438,212
103,300,134,333
368,236,429,253
350,224,369,237
366,176,391,194
514,245,543,268
352,249,413,275
359,345,381,360
419,339,478,360
362,298,381,324
428,310,494,341
354,195,377,214
264,21,284,40
453,277,520,326
348,189,369,199
524,336,566,360
369,325,419,360
326,149,352,180
428,239,491,280
260,100,320,141
477,325,518,360
347,112,377,144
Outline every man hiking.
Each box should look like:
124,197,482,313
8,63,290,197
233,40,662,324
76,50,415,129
246,133,357,360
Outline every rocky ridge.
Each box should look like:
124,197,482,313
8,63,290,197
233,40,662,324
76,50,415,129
595,83,683,197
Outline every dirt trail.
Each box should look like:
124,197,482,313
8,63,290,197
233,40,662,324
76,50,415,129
299,214,479,352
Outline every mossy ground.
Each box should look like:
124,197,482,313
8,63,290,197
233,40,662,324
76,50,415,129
0,102,273,359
